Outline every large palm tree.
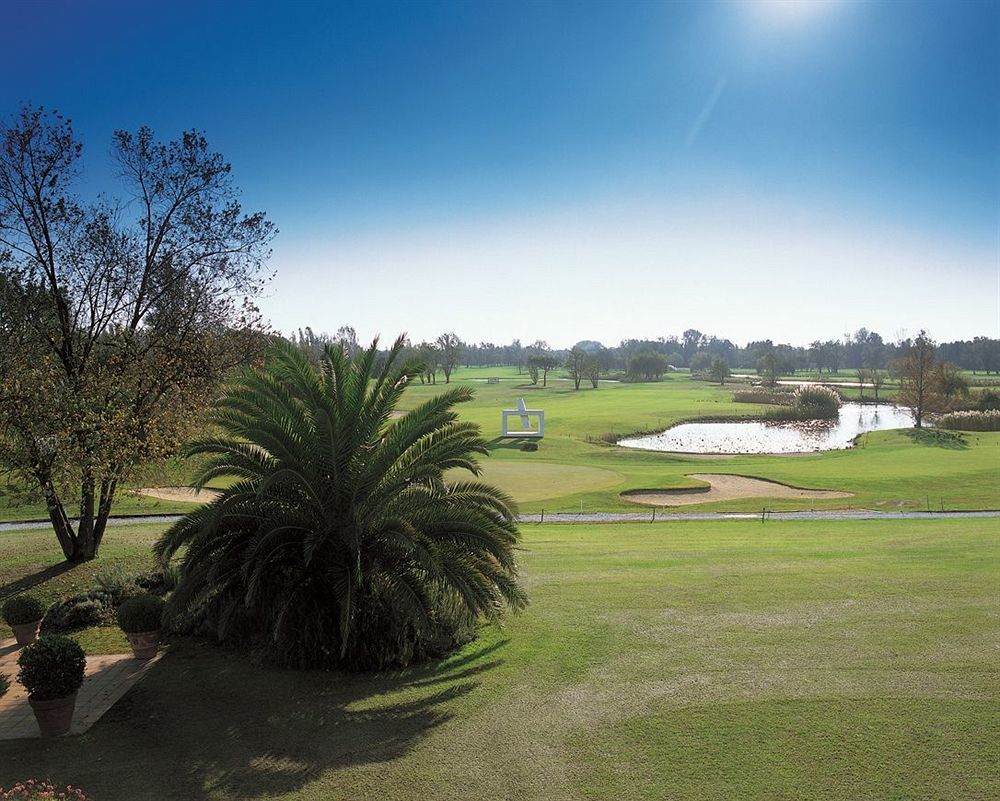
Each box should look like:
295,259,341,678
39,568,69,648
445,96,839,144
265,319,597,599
155,336,527,670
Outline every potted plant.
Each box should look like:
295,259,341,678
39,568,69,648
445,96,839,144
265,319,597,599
2,595,46,646
116,594,165,659
17,635,86,737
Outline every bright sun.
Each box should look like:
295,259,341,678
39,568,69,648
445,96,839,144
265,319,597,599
749,0,839,26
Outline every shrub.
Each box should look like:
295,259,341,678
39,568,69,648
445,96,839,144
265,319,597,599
41,591,115,632
117,594,165,633
937,410,1000,432
95,563,148,604
762,385,841,421
0,673,8,698
0,780,91,800
2,595,46,626
17,635,86,701
793,385,842,418
733,388,793,405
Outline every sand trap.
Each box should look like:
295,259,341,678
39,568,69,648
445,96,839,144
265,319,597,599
139,486,221,504
622,473,852,507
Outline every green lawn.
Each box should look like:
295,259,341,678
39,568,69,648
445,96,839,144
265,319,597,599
1,518,997,799
2,372,998,522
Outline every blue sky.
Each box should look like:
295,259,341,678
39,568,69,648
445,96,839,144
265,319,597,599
5,0,998,346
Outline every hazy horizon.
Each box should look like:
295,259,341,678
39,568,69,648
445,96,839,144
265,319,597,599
6,0,999,346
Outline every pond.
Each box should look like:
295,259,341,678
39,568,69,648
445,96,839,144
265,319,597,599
619,403,917,455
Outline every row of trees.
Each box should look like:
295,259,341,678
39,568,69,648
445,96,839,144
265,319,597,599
424,329,1000,375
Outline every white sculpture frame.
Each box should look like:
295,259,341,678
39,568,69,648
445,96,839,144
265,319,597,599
501,398,544,438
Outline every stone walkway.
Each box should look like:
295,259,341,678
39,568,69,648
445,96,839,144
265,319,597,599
0,638,160,739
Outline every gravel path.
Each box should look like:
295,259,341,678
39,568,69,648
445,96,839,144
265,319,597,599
2,509,999,533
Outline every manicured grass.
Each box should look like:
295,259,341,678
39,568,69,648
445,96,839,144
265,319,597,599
0,518,997,799
2,373,998,521
404,374,1000,514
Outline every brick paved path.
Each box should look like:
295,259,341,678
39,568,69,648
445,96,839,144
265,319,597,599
0,638,160,739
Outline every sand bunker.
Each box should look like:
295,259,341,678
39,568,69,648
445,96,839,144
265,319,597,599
622,473,852,507
139,487,221,504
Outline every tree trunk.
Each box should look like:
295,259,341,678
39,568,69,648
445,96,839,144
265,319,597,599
40,479,77,561
34,471,116,562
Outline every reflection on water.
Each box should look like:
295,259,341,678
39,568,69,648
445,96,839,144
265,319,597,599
619,403,917,454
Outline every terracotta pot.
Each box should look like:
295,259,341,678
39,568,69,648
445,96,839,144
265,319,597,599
126,629,161,660
28,692,78,737
10,619,42,647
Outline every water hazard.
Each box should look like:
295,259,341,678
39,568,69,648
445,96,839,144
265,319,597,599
619,403,917,454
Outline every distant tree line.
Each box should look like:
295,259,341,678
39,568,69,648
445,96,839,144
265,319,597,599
288,325,1000,384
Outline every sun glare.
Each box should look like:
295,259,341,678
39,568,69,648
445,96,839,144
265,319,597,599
749,0,840,26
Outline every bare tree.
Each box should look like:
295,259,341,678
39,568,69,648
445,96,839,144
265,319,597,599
898,331,940,428
868,368,886,404
0,106,274,561
585,355,600,388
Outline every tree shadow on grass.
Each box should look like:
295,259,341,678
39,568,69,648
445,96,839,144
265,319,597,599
0,561,76,602
902,429,969,449
0,637,509,800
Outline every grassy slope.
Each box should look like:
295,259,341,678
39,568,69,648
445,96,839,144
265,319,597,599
1,517,997,800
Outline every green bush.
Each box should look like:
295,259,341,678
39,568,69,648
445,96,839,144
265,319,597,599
94,563,147,604
17,635,86,701
937,410,1000,431
765,385,841,421
793,385,842,418
41,590,115,632
96,564,176,601
0,672,9,698
116,594,165,633
2,595,46,626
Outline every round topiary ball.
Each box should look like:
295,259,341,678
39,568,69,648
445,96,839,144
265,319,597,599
17,635,86,701
3,595,45,626
116,594,166,634
2,594,46,625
